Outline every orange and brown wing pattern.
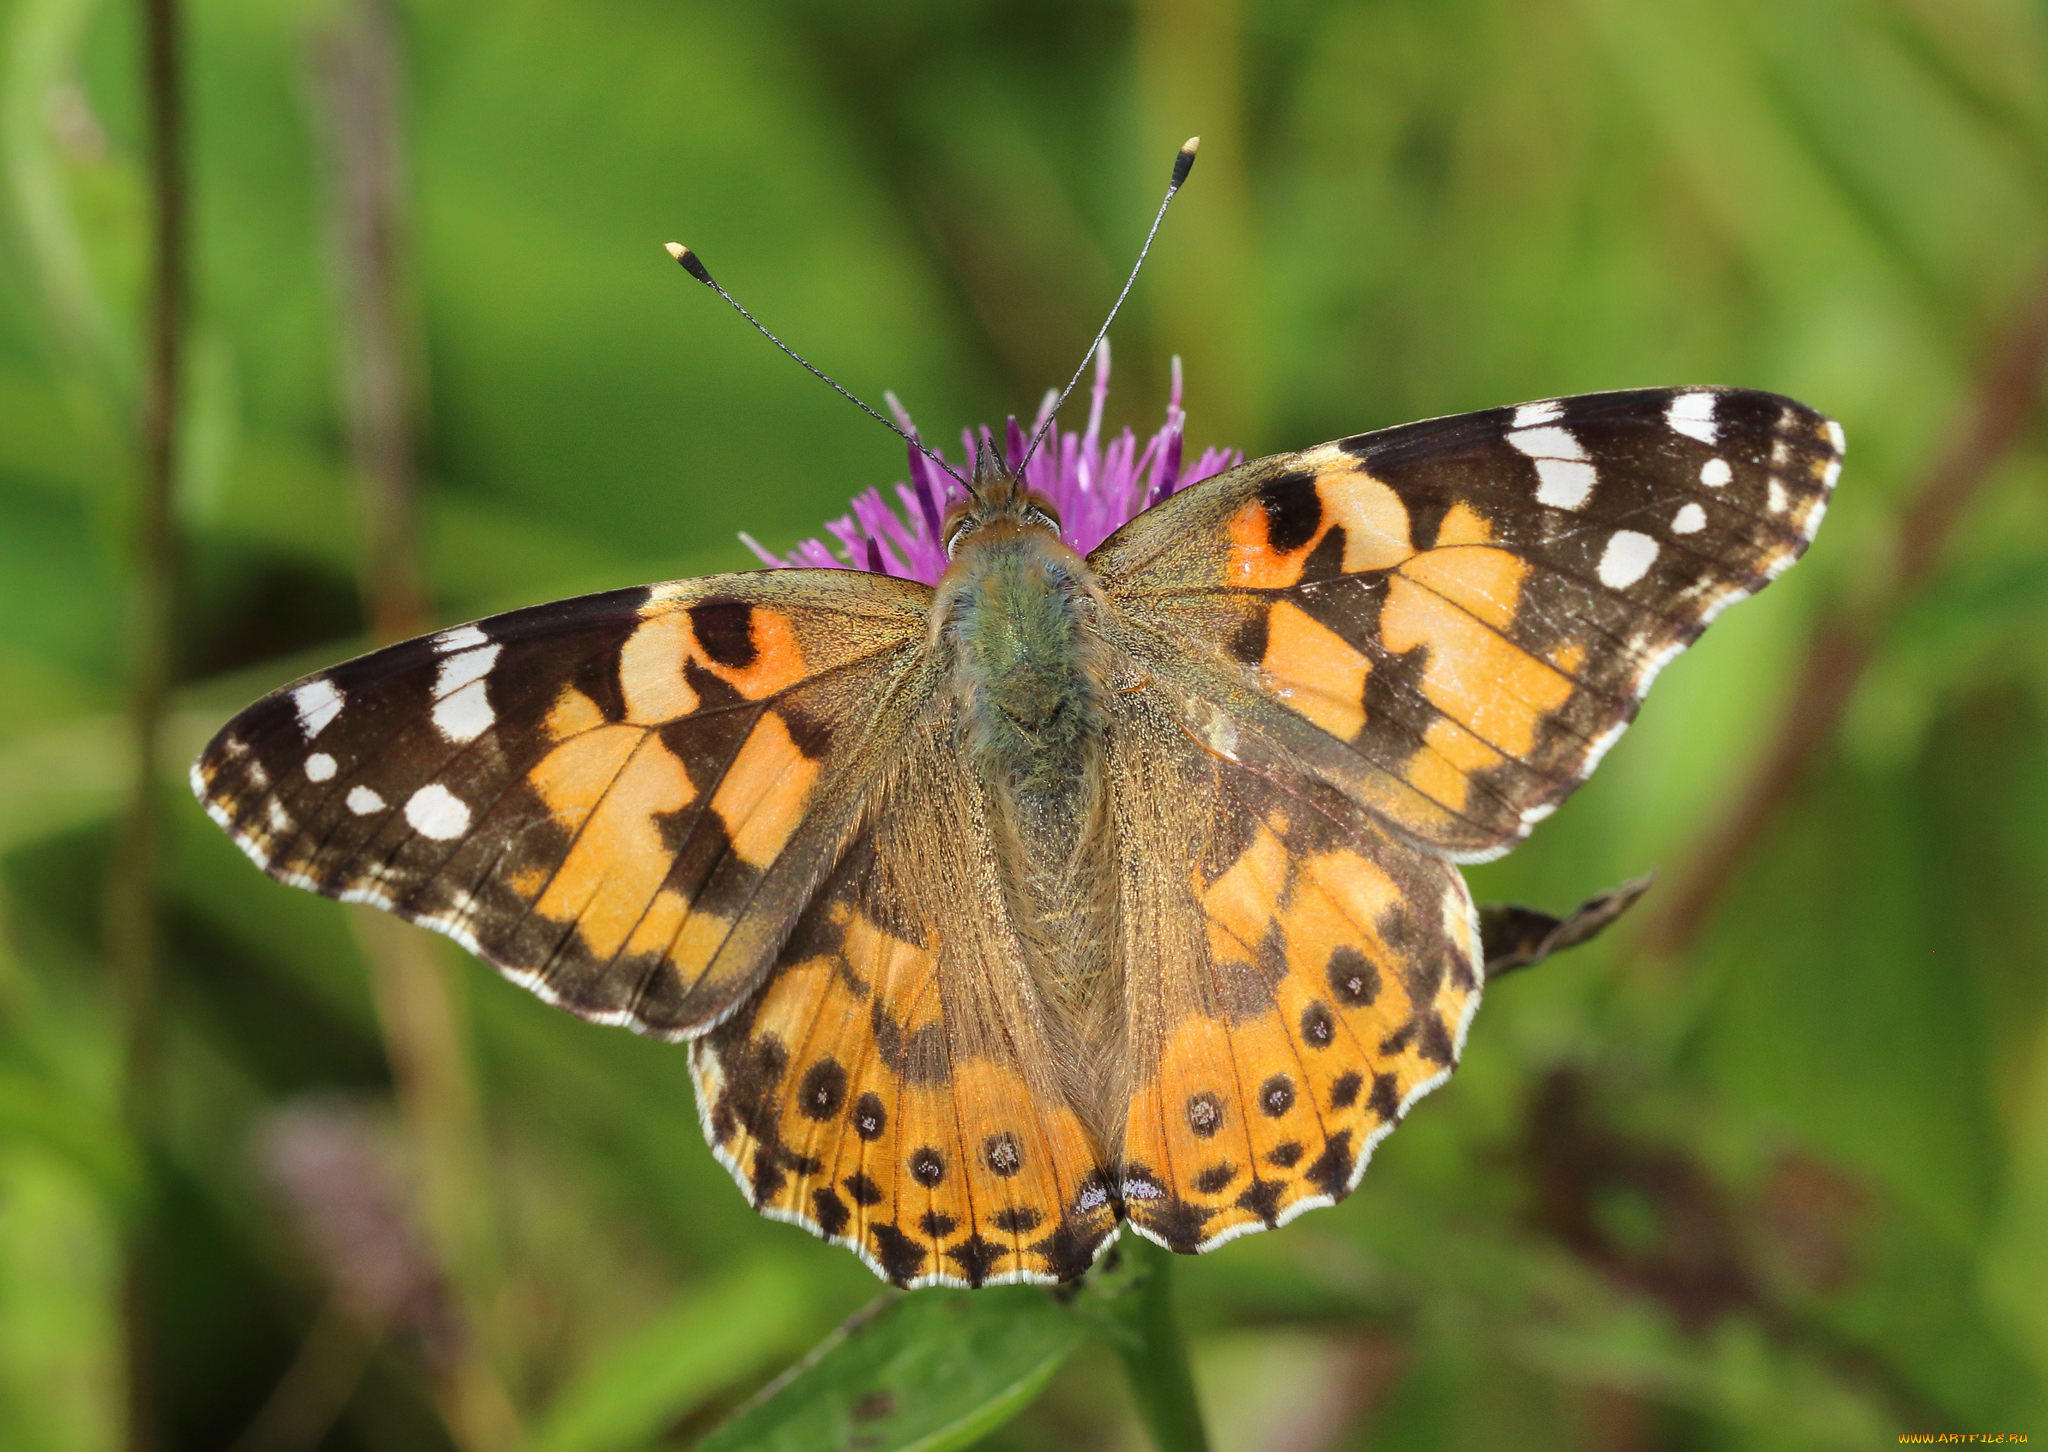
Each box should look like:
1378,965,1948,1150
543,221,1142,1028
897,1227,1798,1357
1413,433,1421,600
191,569,931,1035
1093,388,1844,859
1104,688,1482,1252
690,723,1118,1286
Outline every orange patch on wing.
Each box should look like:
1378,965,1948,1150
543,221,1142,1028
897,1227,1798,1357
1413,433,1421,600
847,911,937,1016
1126,1010,1246,1203
1227,500,1315,590
1320,467,1414,571
1402,717,1506,816
708,608,809,701
620,614,701,724
1222,1010,1318,1169
669,910,733,978
1261,601,1371,740
958,1058,1100,1256
1293,849,1403,939
1435,501,1495,548
529,723,646,832
702,957,861,1235
1199,825,1290,964
750,955,860,1174
1398,541,1528,629
1550,640,1587,674
545,685,607,741
710,713,822,868
1226,454,1414,589
1289,853,1470,1114
531,734,696,960
623,887,691,958
1382,575,1573,757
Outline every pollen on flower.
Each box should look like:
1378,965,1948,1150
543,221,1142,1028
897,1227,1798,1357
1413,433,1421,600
740,342,1241,585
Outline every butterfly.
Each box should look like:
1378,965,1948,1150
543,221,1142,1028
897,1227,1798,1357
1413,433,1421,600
193,383,1842,1288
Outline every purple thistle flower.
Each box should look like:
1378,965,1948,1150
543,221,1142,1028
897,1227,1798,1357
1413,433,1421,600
741,342,1242,586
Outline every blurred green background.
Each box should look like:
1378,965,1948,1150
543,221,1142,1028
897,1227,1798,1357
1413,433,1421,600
3,0,2046,1447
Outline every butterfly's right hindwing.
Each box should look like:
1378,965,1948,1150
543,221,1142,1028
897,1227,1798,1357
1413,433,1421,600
191,569,933,1035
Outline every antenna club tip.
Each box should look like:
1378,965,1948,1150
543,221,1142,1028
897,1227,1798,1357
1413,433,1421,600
666,242,714,284
1172,137,1200,187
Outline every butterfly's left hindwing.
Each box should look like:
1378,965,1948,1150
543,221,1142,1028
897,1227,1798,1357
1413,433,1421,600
1094,387,1843,860
192,570,932,1035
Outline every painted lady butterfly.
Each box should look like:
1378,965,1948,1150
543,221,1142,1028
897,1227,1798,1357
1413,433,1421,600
193,373,1841,1288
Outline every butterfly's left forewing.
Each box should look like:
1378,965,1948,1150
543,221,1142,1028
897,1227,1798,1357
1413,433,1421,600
192,569,933,1035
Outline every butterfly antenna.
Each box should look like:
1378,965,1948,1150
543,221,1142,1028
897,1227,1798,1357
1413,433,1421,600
665,242,968,488
1017,136,1199,476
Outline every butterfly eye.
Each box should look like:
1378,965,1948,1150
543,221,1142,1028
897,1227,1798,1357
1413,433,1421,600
944,517,977,559
1024,504,1061,536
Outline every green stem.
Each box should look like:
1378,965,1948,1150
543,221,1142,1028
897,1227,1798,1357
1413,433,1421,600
111,0,186,1447
1111,1238,1211,1452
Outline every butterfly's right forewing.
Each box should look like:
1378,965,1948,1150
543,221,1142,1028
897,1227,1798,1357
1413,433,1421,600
1093,388,1842,860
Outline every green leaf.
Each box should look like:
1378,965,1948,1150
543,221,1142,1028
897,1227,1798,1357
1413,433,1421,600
696,1284,1089,1452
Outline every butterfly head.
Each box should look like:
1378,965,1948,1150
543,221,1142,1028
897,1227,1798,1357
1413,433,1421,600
942,444,1062,561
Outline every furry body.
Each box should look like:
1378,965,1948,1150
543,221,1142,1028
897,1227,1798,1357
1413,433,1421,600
933,466,1126,1137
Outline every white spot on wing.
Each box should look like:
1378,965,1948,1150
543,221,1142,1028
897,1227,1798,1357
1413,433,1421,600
434,685,494,743
1509,426,1596,509
305,752,336,782
1534,459,1597,510
1699,457,1732,488
292,679,345,740
404,783,470,840
1823,418,1846,453
1598,530,1660,589
1767,478,1789,513
1666,391,1718,445
432,644,501,744
346,785,386,815
1508,425,1588,461
1513,400,1564,428
1672,503,1706,535
434,623,490,654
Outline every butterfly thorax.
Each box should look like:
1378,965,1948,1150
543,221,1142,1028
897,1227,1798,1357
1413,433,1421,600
934,467,1126,1129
